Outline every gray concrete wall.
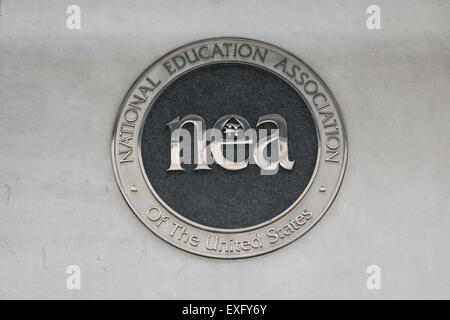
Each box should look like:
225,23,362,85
0,0,449,299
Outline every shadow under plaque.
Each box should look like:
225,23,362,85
141,63,318,229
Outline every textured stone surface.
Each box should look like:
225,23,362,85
0,0,449,299
142,64,317,229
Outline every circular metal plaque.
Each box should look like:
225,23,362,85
112,38,347,259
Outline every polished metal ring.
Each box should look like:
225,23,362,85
111,37,347,259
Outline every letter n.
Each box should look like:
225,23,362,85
166,115,211,171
